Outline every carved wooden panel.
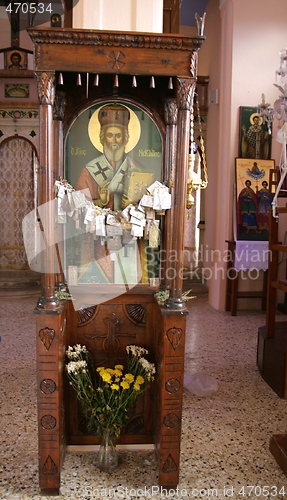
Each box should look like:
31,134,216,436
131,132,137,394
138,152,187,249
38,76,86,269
35,304,68,492
68,297,156,445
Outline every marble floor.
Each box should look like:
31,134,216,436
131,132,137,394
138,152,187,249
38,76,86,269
1,290,287,499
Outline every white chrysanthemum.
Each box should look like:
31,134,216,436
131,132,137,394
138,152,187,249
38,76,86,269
138,357,156,376
126,345,148,357
66,344,87,359
66,360,87,374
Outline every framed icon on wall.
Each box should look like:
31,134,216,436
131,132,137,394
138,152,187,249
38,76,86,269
239,106,272,160
4,50,28,70
235,157,275,241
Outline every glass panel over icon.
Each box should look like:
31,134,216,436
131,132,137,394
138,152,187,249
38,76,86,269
63,101,163,294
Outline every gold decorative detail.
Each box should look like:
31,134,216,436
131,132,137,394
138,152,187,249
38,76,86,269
166,327,182,350
186,91,208,210
39,327,55,351
35,72,55,106
124,304,146,325
77,305,98,325
162,453,177,473
42,455,58,476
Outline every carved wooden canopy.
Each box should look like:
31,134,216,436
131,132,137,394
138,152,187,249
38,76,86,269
28,28,204,78
28,27,205,310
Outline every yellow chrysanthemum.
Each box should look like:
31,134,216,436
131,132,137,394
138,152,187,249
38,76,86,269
124,373,134,383
135,375,145,385
111,384,119,391
100,371,112,383
114,369,122,377
134,383,140,391
121,381,130,390
96,366,105,372
106,368,115,375
114,364,123,370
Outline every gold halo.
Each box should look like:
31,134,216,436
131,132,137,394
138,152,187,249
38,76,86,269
250,113,263,125
88,103,141,153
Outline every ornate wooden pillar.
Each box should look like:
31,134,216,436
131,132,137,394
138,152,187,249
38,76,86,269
34,74,67,496
156,306,188,487
34,303,68,495
35,71,60,310
166,76,196,308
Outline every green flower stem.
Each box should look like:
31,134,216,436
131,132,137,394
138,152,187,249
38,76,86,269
65,344,155,439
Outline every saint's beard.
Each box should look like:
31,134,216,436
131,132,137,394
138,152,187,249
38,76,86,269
103,143,126,164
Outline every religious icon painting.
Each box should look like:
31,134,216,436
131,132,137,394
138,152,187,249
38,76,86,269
4,50,28,70
64,100,163,288
239,106,272,160
235,158,275,241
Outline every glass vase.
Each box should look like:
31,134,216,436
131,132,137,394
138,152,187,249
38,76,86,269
97,428,118,473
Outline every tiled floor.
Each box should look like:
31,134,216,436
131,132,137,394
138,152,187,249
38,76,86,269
1,291,287,499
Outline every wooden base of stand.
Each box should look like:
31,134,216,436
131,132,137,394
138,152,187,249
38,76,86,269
257,322,287,399
39,489,60,497
270,434,287,477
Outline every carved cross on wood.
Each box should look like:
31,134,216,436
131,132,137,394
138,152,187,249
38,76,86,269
84,312,136,367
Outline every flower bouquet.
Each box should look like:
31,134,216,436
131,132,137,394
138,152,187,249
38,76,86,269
65,344,156,472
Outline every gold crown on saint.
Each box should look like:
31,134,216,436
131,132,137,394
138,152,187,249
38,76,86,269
98,104,130,129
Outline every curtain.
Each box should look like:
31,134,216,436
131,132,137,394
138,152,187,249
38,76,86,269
0,138,34,269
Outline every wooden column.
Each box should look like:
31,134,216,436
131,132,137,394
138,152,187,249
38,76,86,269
35,71,60,310
156,306,187,487
162,98,178,289
166,74,196,308
35,304,68,495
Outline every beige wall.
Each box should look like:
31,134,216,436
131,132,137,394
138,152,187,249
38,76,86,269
73,0,163,32
202,0,287,309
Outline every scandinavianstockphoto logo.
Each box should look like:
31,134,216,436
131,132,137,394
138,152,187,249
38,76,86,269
22,189,271,310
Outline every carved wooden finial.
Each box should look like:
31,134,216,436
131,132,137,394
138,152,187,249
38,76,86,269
195,12,206,37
